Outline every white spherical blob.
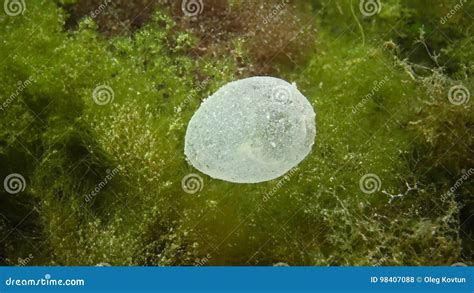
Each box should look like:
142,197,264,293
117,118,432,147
184,76,316,183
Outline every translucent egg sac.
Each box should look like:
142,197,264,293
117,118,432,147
184,76,316,183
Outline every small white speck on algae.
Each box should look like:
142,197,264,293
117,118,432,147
184,76,316,183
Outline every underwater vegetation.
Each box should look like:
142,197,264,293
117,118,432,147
0,0,472,266
185,76,316,183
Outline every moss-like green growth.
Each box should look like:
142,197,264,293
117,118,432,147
0,0,472,266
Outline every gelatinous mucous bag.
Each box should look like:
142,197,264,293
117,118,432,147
184,76,316,183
